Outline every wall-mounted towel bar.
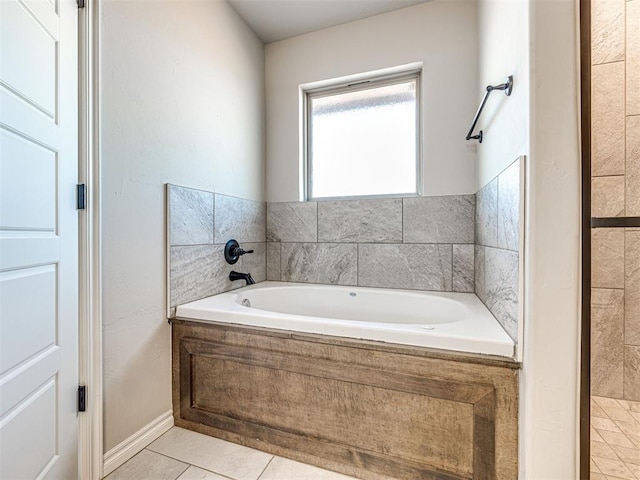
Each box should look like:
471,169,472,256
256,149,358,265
466,75,513,143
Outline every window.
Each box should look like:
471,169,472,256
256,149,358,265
305,71,420,200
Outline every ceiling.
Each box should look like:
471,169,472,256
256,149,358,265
227,0,432,44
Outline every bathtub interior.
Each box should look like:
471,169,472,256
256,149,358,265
175,281,516,358
234,284,468,324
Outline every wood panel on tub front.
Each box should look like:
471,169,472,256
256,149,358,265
172,320,520,480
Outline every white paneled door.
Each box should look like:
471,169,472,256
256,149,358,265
0,0,79,478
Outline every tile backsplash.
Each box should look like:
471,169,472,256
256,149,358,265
166,185,266,314
266,195,476,294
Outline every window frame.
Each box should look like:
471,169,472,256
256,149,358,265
303,69,422,202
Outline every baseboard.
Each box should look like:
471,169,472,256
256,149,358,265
102,410,174,477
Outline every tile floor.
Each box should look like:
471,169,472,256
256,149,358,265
591,396,640,480
105,427,358,480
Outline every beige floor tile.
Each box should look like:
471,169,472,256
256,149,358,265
595,402,611,419
630,402,640,414
591,474,606,480
600,430,637,448
628,434,640,449
593,440,621,460
259,457,356,480
148,428,273,480
596,397,625,409
612,445,640,466
626,462,640,479
617,421,640,437
595,417,623,432
594,428,606,443
593,457,602,472
176,466,229,480
592,456,636,479
606,407,638,423
617,399,634,411
105,450,189,480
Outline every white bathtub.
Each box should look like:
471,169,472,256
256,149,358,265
175,281,515,357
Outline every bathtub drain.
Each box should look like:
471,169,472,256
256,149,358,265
242,298,251,307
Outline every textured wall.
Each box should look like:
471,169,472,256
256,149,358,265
100,0,264,452
167,185,266,312
476,0,530,190
590,0,640,400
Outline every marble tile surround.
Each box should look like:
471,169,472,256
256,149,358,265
475,158,522,341
403,195,475,244
318,198,402,243
281,243,357,285
167,184,266,310
266,194,476,293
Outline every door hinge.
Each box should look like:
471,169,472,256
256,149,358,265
77,184,86,210
77,0,85,8
78,385,86,412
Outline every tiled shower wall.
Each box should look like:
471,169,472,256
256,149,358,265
265,196,476,292
590,0,640,401
166,184,266,312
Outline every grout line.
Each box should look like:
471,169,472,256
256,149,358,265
140,449,191,478
179,464,240,480
591,58,626,67
356,243,360,286
173,462,191,480
450,244,454,290
144,448,244,480
401,198,404,244
256,456,275,480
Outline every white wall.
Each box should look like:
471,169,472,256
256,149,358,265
520,0,581,477
100,0,264,452
477,0,530,189
264,0,478,202
476,0,581,475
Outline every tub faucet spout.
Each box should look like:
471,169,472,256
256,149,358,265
229,271,255,285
